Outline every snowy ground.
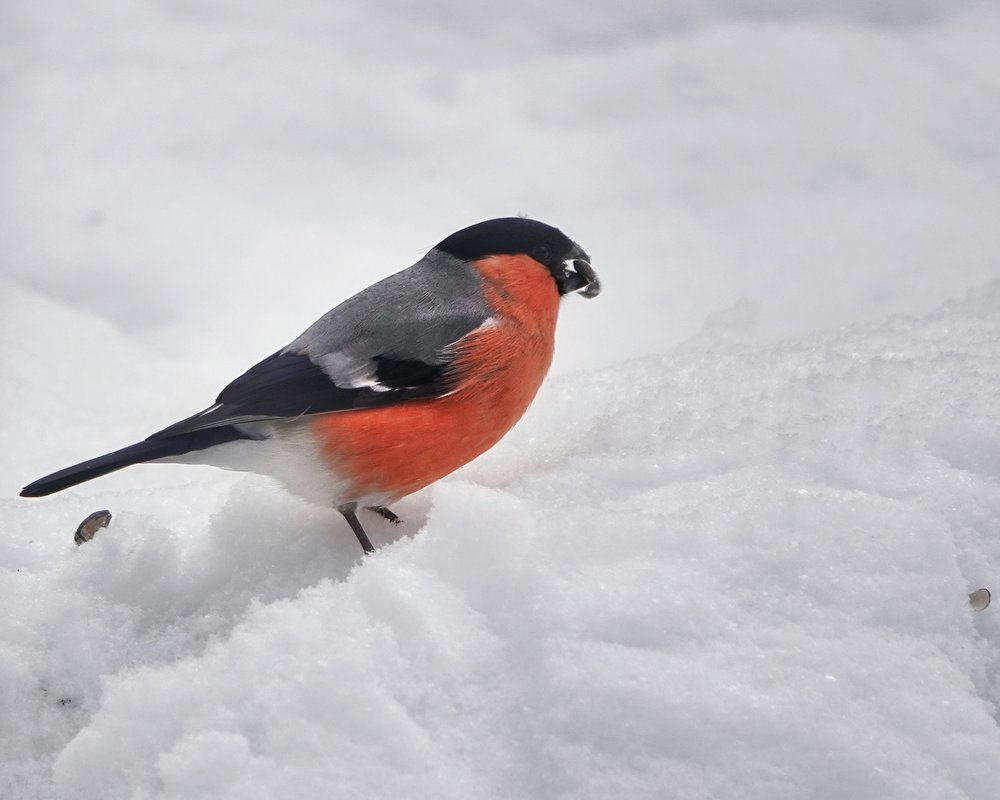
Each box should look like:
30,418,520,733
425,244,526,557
3,1,1000,798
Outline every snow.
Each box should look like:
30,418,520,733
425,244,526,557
3,1,1000,798
6,278,1000,799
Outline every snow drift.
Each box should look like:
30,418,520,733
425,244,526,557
4,0,1000,797
3,280,1000,799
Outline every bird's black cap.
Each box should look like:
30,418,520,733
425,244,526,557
435,217,580,274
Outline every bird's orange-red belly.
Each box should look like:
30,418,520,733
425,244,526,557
310,254,560,502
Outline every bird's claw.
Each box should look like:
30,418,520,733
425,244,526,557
368,505,402,524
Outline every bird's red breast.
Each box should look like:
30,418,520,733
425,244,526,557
310,254,560,501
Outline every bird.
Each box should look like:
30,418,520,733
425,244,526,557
20,217,601,553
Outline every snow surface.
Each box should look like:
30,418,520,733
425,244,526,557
3,1,1000,798
5,277,1000,800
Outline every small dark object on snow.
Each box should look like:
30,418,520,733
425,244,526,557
969,588,991,612
75,510,112,545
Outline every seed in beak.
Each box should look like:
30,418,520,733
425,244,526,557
572,259,601,298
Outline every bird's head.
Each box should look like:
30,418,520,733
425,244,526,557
435,217,601,299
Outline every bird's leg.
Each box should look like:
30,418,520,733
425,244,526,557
339,503,375,554
367,505,401,524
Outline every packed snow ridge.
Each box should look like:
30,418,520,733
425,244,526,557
3,281,999,799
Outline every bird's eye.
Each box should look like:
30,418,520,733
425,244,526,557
532,244,551,262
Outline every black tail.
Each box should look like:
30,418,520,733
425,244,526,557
20,426,253,498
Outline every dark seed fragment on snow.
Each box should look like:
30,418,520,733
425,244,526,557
75,510,112,545
969,588,991,612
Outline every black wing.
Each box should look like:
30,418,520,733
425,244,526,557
149,349,453,439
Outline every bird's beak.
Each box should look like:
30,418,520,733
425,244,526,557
556,248,601,299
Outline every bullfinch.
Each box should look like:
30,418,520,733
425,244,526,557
20,217,601,553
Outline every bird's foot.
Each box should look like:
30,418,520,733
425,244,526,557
339,504,375,554
367,505,402,524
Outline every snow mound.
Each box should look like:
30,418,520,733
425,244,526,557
4,282,1000,799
